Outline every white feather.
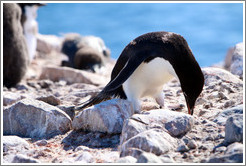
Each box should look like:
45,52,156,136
122,57,178,113
23,6,38,61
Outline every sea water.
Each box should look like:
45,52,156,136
37,3,243,67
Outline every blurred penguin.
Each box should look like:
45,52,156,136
18,3,45,61
3,3,29,88
61,33,111,72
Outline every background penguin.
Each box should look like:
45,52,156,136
74,45,104,72
61,33,110,72
3,3,29,88
76,31,205,115
61,33,81,68
18,3,45,61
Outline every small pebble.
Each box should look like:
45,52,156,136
177,145,189,152
36,140,48,146
187,140,197,149
214,146,226,153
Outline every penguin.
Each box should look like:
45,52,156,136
74,45,104,72
76,31,204,115
18,3,45,61
61,33,111,72
3,3,29,88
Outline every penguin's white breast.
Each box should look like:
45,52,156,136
123,57,178,98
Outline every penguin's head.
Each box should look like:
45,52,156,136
180,68,204,115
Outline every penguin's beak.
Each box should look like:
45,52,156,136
187,104,194,115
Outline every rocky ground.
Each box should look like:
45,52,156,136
2,35,244,163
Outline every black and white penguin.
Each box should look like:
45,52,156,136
76,31,204,115
18,3,45,61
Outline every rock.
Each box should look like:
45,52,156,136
214,146,227,153
12,154,40,163
36,94,61,106
213,105,243,126
207,92,228,100
224,115,243,144
177,144,189,152
36,140,48,146
120,116,149,145
3,91,24,106
207,153,243,163
3,136,29,152
3,98,71,138
3,3,29,88
224,42,243,79
120,129,177,156
120,148,145,159
37,33,62,53
137,152,163,163
72,99,134,134
187,139,197,149
225,142,243,155
117,156,137,163
120,109,194,144
74,152,94,163
202,67,242,86
74,145,90,152
39,66,108,86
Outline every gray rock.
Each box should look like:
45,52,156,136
213,105,243,126
3,136,29,152
72,99,134,134
214,146,227,153
117,156,137,163
12,154,40,163
207,153,243,163
36,95,61,106
187,139,197,149
120,109,194,144
35,139,48,146
137,152,163,163
120,115,149,145
120,129,177,156
74,152,94,163
3,91,23,106
224,115,243,144
225,142,243,155
39,66,108,86
120,148,145,159
224,43,243,79
3,98,71,138
202,67,242,86
177,144,189,152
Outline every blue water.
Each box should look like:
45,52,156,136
37,3,243,67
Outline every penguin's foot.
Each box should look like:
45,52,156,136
155,92,165,109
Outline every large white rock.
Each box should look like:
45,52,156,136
72,99,134,134
224,114,243,144
120,129,177,156
39,66,108,86
202,67,242,86
120,109,194,144
224,42,243,79
3,98,72,138
3,136,29,153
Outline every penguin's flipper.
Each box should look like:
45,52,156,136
75,50,153,111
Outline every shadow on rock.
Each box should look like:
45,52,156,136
61,129,120,150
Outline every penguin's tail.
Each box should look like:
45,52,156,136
74,90,111,111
